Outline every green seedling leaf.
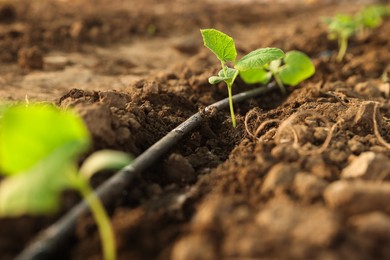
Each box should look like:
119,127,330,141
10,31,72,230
235,48,284,71
0,143,80,216
0,105,90,216
239,68,271,84
323,14,359,62
200,29,237,62
0,105,90,175
209,75,230,85
218,67,239,86
0,104,119,259
79,150,133,180
357,6,383,28
278,51,315,86
324,14,359,38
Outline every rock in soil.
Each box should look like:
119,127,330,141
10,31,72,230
341,152,390,180
348,212,390,240
255,197,340,248
293,172,328,201
261,163,298,194
324,180,390,215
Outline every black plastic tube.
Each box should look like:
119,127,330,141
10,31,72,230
16,83,277,260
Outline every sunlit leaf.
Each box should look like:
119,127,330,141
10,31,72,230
278,51,315,86
200,29,237,62
0,143,81,216
209,76,230,85
79,150,132,180
0,105,90,175
240,68,271,84
235,48,284,71
218,67,239,86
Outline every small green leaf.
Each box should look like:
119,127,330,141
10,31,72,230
0,143,80,216
79,150,133,180
209,76,230,85
200,29,237,62
278,51,315,86
0,105,90,175
357,6,384,28
235,48,284,71
218,67,239,86
324,14,359,38
240,68,271,84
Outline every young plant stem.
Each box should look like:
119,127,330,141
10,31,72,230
220,61,237,127
221,61,227,76
78,180,116,260
273,73,286,95
337,36,348,62
227,83,236,127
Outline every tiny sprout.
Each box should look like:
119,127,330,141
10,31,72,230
323,14,359,62
201,29,284,127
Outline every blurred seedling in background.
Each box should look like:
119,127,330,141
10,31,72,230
201,29,284,127
0,104,132,260
323,14,359,62
356,4,390,31
324,4,390,62
240,50,315,94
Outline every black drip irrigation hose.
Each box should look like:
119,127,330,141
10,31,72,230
16,83,278,260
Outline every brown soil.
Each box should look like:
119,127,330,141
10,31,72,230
1,0,390,259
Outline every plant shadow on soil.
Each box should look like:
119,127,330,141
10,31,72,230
1,0,390,259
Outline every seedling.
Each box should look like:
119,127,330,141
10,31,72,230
240,50,315,94
0,104,132,260
201,29,284,127
324,4,390,62
323,14,359,62
356,4,390,30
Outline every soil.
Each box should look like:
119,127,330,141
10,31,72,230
1,0,390,259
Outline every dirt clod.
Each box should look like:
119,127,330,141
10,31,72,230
324,180,390,215
261,163,298,194
171,234,217,260
341,152,390,180
293,172,328,201
18,46,44,70
164,153,196,185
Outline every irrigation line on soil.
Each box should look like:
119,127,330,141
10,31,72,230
16,83,278,260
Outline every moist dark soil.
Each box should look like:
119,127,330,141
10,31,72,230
1,0,390,259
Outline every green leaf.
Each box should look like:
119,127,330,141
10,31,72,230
0,105,90,175
324,14,359,38
357,6,383,28
200,29,237,62
240,68,271,84
218,67,239,86
278,51,315,86
0,143,81,216
209,75,230,85
235,48,284,71
79,150,133,180
0,104,91,216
